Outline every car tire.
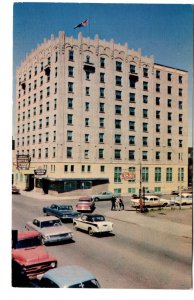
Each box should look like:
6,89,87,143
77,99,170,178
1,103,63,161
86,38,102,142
88,227,93,236
94,197,99,202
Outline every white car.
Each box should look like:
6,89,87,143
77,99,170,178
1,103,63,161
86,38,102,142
130,195,169,208
73,214,113,236
175,193,193,206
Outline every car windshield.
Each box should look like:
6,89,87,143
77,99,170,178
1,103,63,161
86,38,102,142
40,220,62,228
69,279,100,288
14,236,41,248
91,216,105,222
59,206,73,210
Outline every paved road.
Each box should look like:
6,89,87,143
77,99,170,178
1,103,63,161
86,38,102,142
12,193,192,289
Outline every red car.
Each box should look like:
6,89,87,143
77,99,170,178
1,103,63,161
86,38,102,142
75,197,95,212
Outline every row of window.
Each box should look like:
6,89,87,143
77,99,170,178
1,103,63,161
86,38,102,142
16,145,184,162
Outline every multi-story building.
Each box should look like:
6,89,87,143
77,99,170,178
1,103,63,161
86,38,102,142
13,31,188,195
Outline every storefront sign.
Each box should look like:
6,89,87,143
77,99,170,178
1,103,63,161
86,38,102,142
34,169,47,176
16,154,31,170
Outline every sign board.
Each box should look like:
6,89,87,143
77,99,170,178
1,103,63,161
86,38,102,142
34,169,47,176
16,154,31,170
121,171,136,181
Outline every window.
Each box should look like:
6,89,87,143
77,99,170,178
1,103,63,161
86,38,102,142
179,140,183,148
84,150,89,159
143,109,148,118
142,151,148,160
100,87,105,98
143,95,148,104
45,132,49,142
38,149,41,158
39,104,43,114
129,150,135,160
142,167,149,182
54,83,57,94
116,76,122,86
85,102,90,111
100,57,105,68
99,133,104,143
114,167,122,183
99,118,104,128
67,147,72,158
53,131,56,142
54,99,57,110
178,167,184,182
143,122,148,132
167,86,172,95
179,76,182,84
179,127,183,135
99,149,104,159
69,50,74,61
115,149,121,159
84,134,89,143
55,67,58,77
39,119,42,129
143,81,148,91
99,103,105,113
155,151,160,160
128,167,136,182
167,139,172,147
115,119,121,129
68,66,74,77
167,99,172,107
68,98,73,109
179,101,182,109
40,76,43,86
64,165,68,172
129,93,135,103
130,64,136,73
34,66,37,76
129,107,135,116
166,168,172,182
67,131,73,141
46,102,49,111
129,135,135,145
100,165,105,172
168,73,172,81
129,121,135,131
155,167,161,182
143,67,148,77
168,112,172,121
33,121,36,130
34,80,37,90
156,70,160,79
115,90,122,100
167,152,172,160
85,118,89,126
167,125,172,134
116,61,122,72
68,82,74,93
156,110,160,119
46,87,50,97
40,90,43,100
142,136,148,146
179,88,183,96
156,124,160,133
179,114,183,122
115,105,122,115
100,73,105,83
46,117,49,127
67,114,73,125
156,138,160,146
33,107,36,116
156,97,160,105
85,71,90,80
156,84,160,92
115,134,121,144
45,148,48,158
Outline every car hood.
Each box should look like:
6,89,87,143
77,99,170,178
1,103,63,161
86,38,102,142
12,246,51,265
39,225,72,235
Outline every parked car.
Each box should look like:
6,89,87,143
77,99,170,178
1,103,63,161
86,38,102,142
43,204,80,222
12,230,57,284
130,195,169,208
75,197,95,212
73,214,113,236
175,193,193,206
171,190,179,195
12,185,20,194
25,216,73,245
91,191,117,201
37,265,101,288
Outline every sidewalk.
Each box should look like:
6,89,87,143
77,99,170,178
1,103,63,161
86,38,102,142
20,190,192,239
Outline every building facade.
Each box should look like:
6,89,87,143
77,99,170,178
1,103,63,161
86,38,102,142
13,31,188,195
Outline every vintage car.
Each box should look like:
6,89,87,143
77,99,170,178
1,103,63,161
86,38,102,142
25,216,73,245
73,214,113,236
43,204,80,222
75,197,95,212
174,193,193,205
12,185,20,194
130,195,169,208
91,191,116,201
37,265,101,288
12,230,57,284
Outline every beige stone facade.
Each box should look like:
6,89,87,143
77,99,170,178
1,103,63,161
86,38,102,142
13,31,188,195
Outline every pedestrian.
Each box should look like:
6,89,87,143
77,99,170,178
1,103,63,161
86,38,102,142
111,197,116,210
119,197,124,210
115,197,120,211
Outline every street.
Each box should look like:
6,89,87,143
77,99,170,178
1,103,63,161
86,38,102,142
12,194,192,289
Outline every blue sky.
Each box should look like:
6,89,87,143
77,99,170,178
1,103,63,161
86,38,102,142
13,2,193,144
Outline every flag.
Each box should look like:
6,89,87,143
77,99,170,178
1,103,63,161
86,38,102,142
74,19,88,29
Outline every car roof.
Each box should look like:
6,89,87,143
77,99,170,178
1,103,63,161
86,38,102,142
34,216,59,222
18,230,40,240
43,265,97,287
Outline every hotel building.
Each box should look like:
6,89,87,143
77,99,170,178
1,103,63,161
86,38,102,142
13,31,188,195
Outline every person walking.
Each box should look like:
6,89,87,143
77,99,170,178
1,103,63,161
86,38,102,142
115,197,120,210
119,197,124,210
111,196,116,210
